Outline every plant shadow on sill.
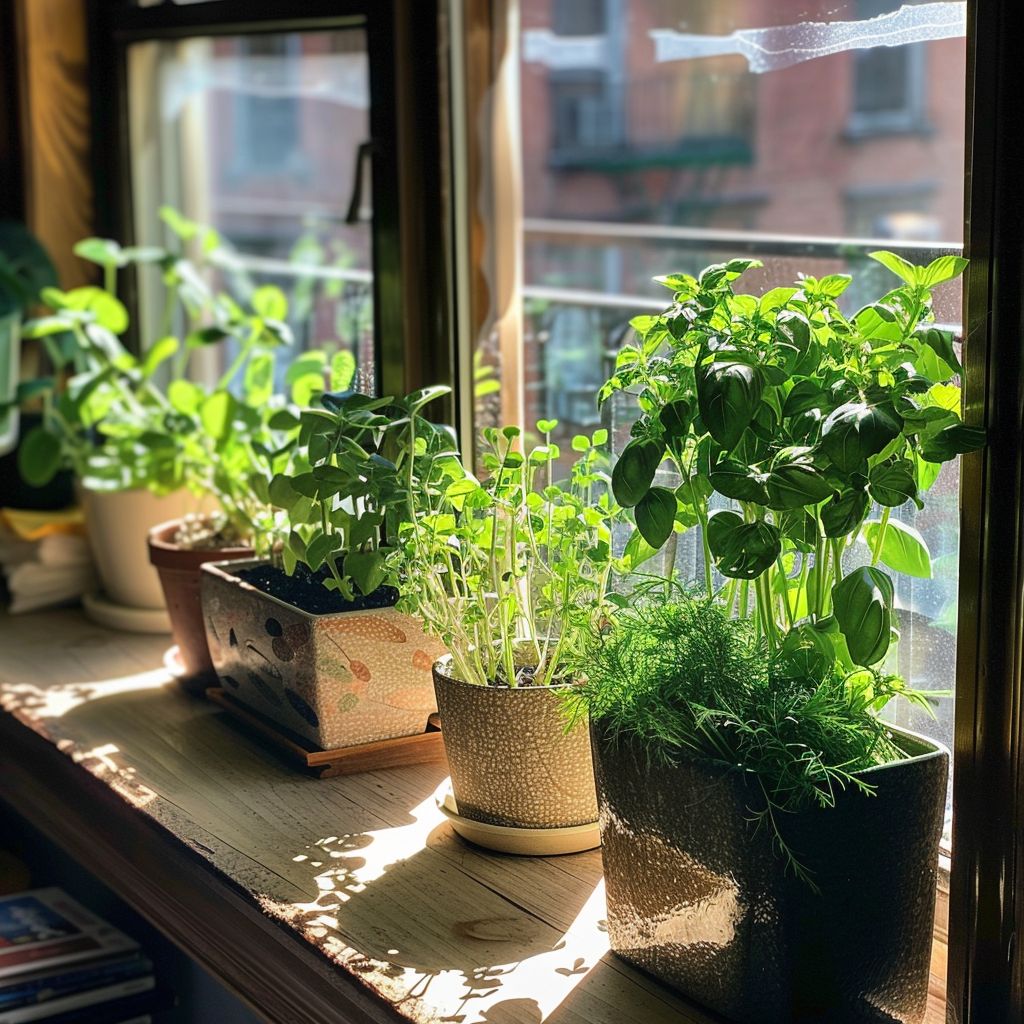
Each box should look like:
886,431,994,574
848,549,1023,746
267,793,716,1024
18,681,451,844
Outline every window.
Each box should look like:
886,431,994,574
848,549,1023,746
125,27,374,387
94,2,448,402
552,0,607,36
463,0,966,853
848,0,928,136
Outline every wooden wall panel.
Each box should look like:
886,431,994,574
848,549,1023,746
15,0,93,287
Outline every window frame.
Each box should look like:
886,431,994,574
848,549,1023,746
86,0,453,402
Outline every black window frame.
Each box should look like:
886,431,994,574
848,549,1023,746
86,0,452,402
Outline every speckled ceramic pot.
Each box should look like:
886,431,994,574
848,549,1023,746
432,654,598,830
200,559,446,749
148,520,252,691
591,722,947,1024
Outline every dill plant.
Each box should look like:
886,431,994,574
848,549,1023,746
568,590,933,884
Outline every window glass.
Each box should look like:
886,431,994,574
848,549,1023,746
472,0,966,847
126,27,374,390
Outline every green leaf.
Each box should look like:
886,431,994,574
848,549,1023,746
634,486,676,549
869,250,919,286
832,565,894,666
140,335,179,378
862,518,932,578
657,398,691,444
252,285,288,321
406,385,450,412
782,380,827,418
611,439,664,508
268,477,299,516
17,426,62,487
706,511,781,580
168,379,204,415
758,286,798,312
571,434,590,453
821,488,869,538
268,408,300,432
919,423,985,463
21,316,73,338
331,350,356,390
345,550,388,596
765,460,833,510
916,327,962,376
619,530,659,572
920,254,968,289
869,460,918,507
200,391,235,441
244,352,275,406
696,360,763,450
305,533,341,572
709,458,770,503
186,326,231,348
820,401,902,473
777,623,836,681
63,287,129,334
73,238,123,268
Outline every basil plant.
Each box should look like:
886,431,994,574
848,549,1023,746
603,253,983,671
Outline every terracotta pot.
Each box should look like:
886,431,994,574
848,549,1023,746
591,721,948,1024
81,486,198,610
432,654,598,831
148,519,252,689
200,559,446,749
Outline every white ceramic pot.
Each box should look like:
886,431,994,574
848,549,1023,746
81,487,199,610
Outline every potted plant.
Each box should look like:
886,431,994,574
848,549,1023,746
573,253,984,1022
396,420,622,855
199,385,453,751
13,210,322,647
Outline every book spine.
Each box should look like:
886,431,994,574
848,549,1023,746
0,976,155,1024
0,959,151,1010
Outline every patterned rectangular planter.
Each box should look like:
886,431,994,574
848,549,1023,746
200,559,446,750
591,721,947,1024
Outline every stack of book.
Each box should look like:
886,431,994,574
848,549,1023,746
0,889,158,1023
0,509,95,614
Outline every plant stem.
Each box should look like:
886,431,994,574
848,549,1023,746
871,507,891,566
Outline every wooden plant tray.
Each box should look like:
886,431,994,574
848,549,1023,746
206,688,446,778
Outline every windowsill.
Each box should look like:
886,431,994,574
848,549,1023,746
843,116,935,142
548,138,754,172
0,608,949,1024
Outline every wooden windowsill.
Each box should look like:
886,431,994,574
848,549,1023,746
0,609,947,1024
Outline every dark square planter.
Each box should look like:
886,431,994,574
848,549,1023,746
591,720,947,1024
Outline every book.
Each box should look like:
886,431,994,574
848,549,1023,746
0,955,152,1010
0,891,138,981
0,976,155,1023
24,985,169,1024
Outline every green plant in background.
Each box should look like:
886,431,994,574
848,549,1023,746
396,420,622,687
0,222,58,456
566,591,933,885
14,210,327,550
601,252,983,671
266,385,458,600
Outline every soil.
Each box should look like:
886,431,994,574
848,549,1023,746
172,513,247,551
237,562,399,616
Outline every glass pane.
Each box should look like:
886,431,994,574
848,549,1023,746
473,0,967,857
127,27,374,390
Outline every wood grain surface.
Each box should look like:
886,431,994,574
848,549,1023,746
0,609,948,1024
